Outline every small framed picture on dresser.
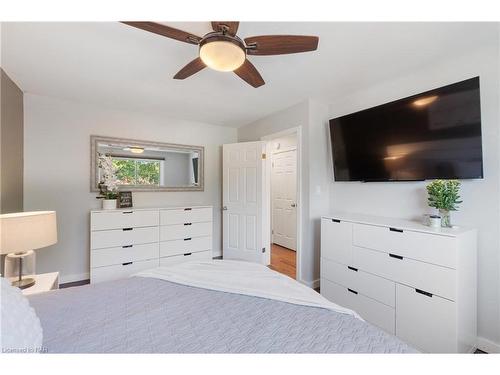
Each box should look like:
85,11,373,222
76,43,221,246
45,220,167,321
117,191,133,208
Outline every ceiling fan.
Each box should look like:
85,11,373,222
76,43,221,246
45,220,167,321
121,21,319,88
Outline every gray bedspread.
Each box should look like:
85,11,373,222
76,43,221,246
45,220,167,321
28,277,416,353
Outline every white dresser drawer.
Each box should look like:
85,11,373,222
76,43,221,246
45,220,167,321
353,223,457,269
159,250,211,266
160,236,211,258
321,278,395,334
160,222,212,241
321,257,395,307
354,246,456,301
91,226,159,249
396,284,456,353
160,207,212,225
91,242,159,268
91,259,159,284
91,210,159,231
321,218,353,265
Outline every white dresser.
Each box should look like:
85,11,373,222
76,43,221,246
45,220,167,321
90,206,213,283
320,212,477,353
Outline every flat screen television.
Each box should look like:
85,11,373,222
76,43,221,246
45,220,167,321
329,77,483,181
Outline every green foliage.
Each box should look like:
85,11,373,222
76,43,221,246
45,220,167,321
137,160,160,185
113,159,136,184
112,158,160,186
426,180,463,211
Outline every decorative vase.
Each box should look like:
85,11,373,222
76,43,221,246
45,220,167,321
439,209,451,228
102,199,117,210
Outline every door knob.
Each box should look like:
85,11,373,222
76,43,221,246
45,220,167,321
222,206,228,211
291,203,296,207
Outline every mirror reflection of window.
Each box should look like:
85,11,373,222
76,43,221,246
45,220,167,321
112,157,161,186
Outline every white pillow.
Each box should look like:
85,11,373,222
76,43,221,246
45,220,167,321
0,277,43,353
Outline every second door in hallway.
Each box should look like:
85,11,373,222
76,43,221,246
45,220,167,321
272,149,297,251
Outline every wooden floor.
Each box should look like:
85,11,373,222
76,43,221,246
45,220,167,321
269,243,296,279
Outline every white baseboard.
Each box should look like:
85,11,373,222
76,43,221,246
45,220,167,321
300,278,320,289
59,272,90,284
477,336,500,353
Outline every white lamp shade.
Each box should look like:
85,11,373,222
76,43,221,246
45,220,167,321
0,211,57,254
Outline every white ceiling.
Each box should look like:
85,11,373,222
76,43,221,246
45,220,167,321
1,22,497,127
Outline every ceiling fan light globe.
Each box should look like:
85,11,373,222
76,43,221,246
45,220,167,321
199,41,245,72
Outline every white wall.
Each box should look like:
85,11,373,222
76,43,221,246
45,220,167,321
328,44,500,348
238,99,330,287
307,100,331,284
23,94,237,282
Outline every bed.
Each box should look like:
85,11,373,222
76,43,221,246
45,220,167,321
25,260,416,353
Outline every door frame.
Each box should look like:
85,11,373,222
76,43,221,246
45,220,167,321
261,127,302,282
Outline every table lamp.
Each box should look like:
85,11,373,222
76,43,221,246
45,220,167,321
0,211,57,289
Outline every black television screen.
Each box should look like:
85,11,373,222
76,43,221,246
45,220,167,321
329,77,483,181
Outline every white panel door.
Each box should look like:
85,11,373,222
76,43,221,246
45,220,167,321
271,149,297,250
223,141,265,263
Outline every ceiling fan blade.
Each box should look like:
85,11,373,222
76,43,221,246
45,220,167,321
211,21,239,36
121,22,201,45
245,35,319,55
173,58,206,80
234,59,265,88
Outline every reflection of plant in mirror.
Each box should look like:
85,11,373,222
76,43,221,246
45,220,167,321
97,154,119,199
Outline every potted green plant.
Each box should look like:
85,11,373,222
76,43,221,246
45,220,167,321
97,154,119,210
426,180,462,227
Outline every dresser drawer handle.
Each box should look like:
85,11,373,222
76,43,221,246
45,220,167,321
184,223,192,226
122,245,133,248
347,288,358,295
389,253,404,260
389,227,404,233
347,266,358,272
122,227,133,231
183,252,192,256
184,238,192,241
184,208,192,211
331,219,341,223
415,289,433,298
122,262,133,266
122,211,133,214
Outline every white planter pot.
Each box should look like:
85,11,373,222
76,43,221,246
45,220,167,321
102,199,117,210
